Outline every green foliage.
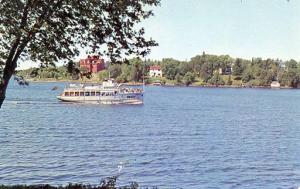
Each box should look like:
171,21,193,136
232,58,244,76
183,72,195,86
226,75,233,85
200,62,213,82
175,73,182,84
98,70,109,81
17,55,300,88
278,59,300,88
18,65,70,80
208,72,225,86
161,58,180,80
178,61,193,76
103,57,145,83
0,177,141,189
241,68,254,83
0,0,160,107
160,78,166,85
0,0,159,66
257,70,274,86
116,74,127,83
248,79,261,87
108,64,122,79
129,58,143,82
144,77,152,84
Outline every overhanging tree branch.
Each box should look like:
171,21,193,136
0,0,160,108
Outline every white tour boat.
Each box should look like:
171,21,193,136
57,79,143,104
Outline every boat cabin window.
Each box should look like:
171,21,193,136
91,92,95,96
80,92,84,96
75,92,79,96
96,92,100,96
85,92,90,96
65,92,70,96
70,92,75,96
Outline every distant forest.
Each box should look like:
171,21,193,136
17,52,300,88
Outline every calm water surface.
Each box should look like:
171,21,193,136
1,82,300,188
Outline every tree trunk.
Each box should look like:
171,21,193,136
0,60,16,108
0,85,6,108
0,76,11,108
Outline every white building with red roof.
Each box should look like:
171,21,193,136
149,65,162,77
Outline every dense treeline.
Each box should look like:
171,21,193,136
17,66,69,80
17,58,147,83
144,52,300,88
17,53,300,88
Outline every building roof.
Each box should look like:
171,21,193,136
150,65,161,70
80,55,104,65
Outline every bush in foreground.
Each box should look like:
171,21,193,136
0,177,157,189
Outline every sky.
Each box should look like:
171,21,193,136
142,0,300,61
20,0,300,69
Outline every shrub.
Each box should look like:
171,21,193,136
183,72,195,86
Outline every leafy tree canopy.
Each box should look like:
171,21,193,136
0,0,160,107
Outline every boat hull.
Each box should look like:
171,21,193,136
57,94,143,105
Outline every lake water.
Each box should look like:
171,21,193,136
1,82,300,188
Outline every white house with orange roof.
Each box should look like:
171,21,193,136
149,65,162,77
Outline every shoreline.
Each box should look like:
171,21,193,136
165,84,294,89
24,79,296,89
27,79,144,86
